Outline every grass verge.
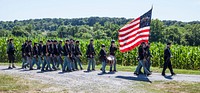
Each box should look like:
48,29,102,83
137,81,200,93
0,73,67,93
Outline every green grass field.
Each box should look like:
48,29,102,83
0,74,49,93
138,81,200,93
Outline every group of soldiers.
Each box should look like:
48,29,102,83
6,38,175,76
21,39,83,72
21,39,84,72
18,39,117,73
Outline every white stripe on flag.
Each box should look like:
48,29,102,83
119,37,149,50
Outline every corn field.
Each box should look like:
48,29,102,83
0,37,200,70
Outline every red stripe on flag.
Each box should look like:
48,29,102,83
119,27,140,37
119,28,149,39
119,35,149,47
120,40,148,52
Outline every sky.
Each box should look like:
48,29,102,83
0,0,200,22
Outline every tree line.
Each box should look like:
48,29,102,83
0,17,200,46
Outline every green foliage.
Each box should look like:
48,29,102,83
0,17,200,46
0,37,200,70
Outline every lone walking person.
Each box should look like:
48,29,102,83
7,39,16,69
162,42,176,76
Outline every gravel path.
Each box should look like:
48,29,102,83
0,66,200,93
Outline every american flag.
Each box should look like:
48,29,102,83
119,8,152,52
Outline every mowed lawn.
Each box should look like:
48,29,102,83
0,73,67,93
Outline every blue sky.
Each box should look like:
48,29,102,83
0,0,200,22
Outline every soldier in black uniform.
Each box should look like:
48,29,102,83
46,40,53,71
62,40,72,72
86,39,96,71
38,41,43,69
41,40,51,71
162,42,176,76
99,44,107,73
109,40,117,72
50,40,57,70
145,43,152,72
56,40,63,69
41,41,47,71
52,40,59,70
21,40,28,69
7,39,16,69
25,40,33,70
137,43,152,73
70,39,77,71
74,40,83,70
31,43,40,70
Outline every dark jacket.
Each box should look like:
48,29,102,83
7,43,15,55
110,45,117,56
63,44,71,56
33,46,38,57
70,43,75,55
47,44,53,56
53,44,59,56
164,47,171,60
75,45,82,56
86,44,96,58
21,43,27,57
25,45,32,57
145,46,152,57
42,45,46,56
99,49,107,61
38,44,43,56
58,43,63,55
138,46,145,60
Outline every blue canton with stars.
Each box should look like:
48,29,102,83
140,9,152,28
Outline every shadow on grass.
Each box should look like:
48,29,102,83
115,75,152,83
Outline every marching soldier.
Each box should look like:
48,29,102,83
70,39,77,71
109,40,117,72
41,41,51,71
62,40,72,72
145,43,152,72
56,40,63,69
49,40,57,70
7,39,16,69
46,40,53,71
21,40,28,69
25,40,33,70
38,41,43,69
137,43,152,74
75,40,83,70
41,41,47,71
52,40,58,70
86,39,96,71
162,42,176,76
99,44,107,73
31,43,40,69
